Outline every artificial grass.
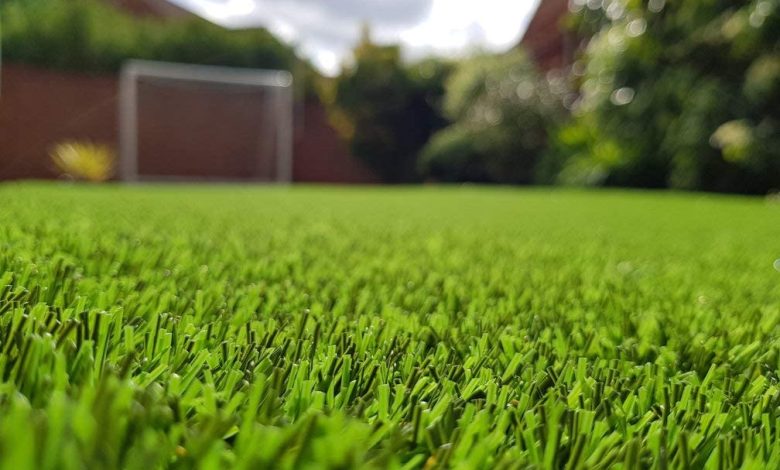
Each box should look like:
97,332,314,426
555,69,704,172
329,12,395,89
0,182,779,468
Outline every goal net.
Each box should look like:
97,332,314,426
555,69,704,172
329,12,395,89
119,60,293,182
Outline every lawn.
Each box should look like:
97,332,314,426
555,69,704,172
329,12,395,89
0,182,779,469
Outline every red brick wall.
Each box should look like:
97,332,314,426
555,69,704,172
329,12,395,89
293,102,378,184
0,65,118,180
520,0,572,71
0,63,376,183
108,0,192,19
135,79,277,179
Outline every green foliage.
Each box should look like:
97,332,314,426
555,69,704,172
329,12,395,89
420,51,566,184
419,126,490,182
323,28,452,183
1,183,780,468
556,0,780,193
0,0,300,74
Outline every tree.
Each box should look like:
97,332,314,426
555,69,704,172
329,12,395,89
322,26,451,183
0,0,302,75
554,0,780,193
420,50,567,184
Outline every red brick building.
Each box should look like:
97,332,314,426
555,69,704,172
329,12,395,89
519,0,574,71
109,0,191,19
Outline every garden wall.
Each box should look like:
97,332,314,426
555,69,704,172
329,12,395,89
519,0,573,71
0,63,377,183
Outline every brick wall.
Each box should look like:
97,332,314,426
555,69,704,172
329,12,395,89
0,65,118,180
519,0,573,71
0,63,376,184
108,0,192,19
293,102,378,184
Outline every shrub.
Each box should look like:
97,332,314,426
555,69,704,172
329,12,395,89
0,0,300,74
420,50,567,184
418,126,489,182
50,141,116,182
322,28,452,183
555,0,780,193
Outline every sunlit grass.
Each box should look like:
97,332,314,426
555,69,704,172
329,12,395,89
0,183,779,468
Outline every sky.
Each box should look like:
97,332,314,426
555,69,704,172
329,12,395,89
169,0,542,75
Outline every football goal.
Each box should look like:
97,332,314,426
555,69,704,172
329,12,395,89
119,60,294,182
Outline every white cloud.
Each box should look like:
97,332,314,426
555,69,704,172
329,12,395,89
169,0,541,75
193,0,255,20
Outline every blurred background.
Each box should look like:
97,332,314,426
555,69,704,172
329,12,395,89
0,0,778,193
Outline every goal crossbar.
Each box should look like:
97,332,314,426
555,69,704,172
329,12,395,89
119,60,294,183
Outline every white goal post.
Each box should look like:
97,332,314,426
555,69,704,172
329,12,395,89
118,60,294,182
